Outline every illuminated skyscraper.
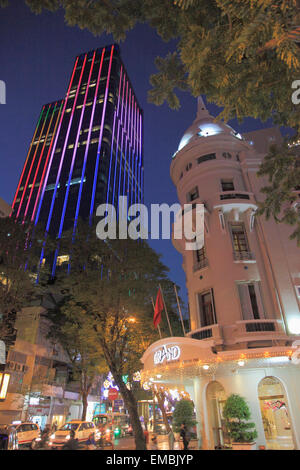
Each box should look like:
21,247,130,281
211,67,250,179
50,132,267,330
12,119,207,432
11,44,143,244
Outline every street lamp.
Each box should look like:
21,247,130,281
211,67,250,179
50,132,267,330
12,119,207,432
127,317,137,323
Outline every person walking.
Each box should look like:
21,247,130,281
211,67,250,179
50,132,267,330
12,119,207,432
62,429,80,450
167,429,175,450
149,435,158,450
180,423,190,450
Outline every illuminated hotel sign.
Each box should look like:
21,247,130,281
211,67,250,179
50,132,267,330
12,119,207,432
154,345,181,365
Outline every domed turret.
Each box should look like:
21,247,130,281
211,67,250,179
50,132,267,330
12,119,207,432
177,97,242,152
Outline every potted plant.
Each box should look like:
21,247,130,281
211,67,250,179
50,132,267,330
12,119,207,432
172,399,197,449
223,394,258,450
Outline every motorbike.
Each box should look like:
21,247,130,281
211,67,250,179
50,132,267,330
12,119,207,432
32,430,53,450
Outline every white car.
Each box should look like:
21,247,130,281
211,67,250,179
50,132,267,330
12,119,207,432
50,420,99,449
14,422,40,449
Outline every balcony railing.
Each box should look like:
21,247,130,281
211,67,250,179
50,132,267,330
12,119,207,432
220,193,250,201
233,251,255,261
235,319,285,337
193,258,209,272
188,324,223,344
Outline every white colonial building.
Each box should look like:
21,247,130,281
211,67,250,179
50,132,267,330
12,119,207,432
141,98,300,450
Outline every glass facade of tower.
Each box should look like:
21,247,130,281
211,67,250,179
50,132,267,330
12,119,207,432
11,45,144,239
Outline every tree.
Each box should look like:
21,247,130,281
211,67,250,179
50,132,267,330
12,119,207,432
257,142,300,245
4,0,300,129
172,398,196,433
47,299,107,421
51,221,183,449
223,394,257,443
0,217,51,348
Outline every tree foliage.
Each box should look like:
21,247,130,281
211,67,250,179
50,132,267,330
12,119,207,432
257,142,300,245
0,217,51,347
223,394,258,443
5,0,299,128
49,220,183,449
172,398,196,432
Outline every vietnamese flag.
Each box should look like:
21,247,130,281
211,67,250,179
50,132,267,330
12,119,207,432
153,288,163,328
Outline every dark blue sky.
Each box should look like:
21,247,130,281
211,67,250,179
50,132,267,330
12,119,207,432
0,1,280,306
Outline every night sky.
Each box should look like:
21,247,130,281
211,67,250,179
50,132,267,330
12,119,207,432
0,1,281,307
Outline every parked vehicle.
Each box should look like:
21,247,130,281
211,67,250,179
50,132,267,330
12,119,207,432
93,413,130,438
50,420,99,449
0,425,18,450
13,422,40,449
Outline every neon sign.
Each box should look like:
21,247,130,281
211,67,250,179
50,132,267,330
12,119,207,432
154,345,181,365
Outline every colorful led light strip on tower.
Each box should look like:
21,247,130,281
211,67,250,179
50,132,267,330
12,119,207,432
31,101,63,222
106,64,123,214
34,57,79,227
52,52,97,275
112,119,121,210
35,58,79,279
23,103,57,223
117,81,129,216
106,110,117,215
73,48,105,235
57,52,96,239
10,107,44,216
45,54,87,238
16,106,49,219
89,45,114,222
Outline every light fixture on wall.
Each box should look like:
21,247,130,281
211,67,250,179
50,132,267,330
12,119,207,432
0,372,10,400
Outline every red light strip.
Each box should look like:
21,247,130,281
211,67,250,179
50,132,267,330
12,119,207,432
34,56,79,226
23,103,57,222
16,106,49,219
31,101,63,222
10,107,44,216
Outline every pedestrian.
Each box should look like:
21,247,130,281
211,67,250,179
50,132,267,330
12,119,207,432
62,429,80,450
144,426,149,445
180,423,190,450
149,435,158,450
86,432,96,450
167,429,175,450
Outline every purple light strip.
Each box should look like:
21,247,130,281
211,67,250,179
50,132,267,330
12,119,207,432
45,54,87,235
34,57,79,226
73,49,105,234
105,110,117,211
57,53,95,239
89,45,114,221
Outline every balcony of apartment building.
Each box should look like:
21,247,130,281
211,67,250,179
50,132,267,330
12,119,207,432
214,191,257,214
232,318,288,344
187,324,223,347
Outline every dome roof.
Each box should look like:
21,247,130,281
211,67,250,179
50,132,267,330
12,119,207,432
177,97,242,152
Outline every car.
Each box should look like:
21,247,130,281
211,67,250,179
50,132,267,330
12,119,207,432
13,422,40,449
50,420,99,449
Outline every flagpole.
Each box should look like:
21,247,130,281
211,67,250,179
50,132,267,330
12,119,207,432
159,284,173,337
151,296,162,339
174,283,186,336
